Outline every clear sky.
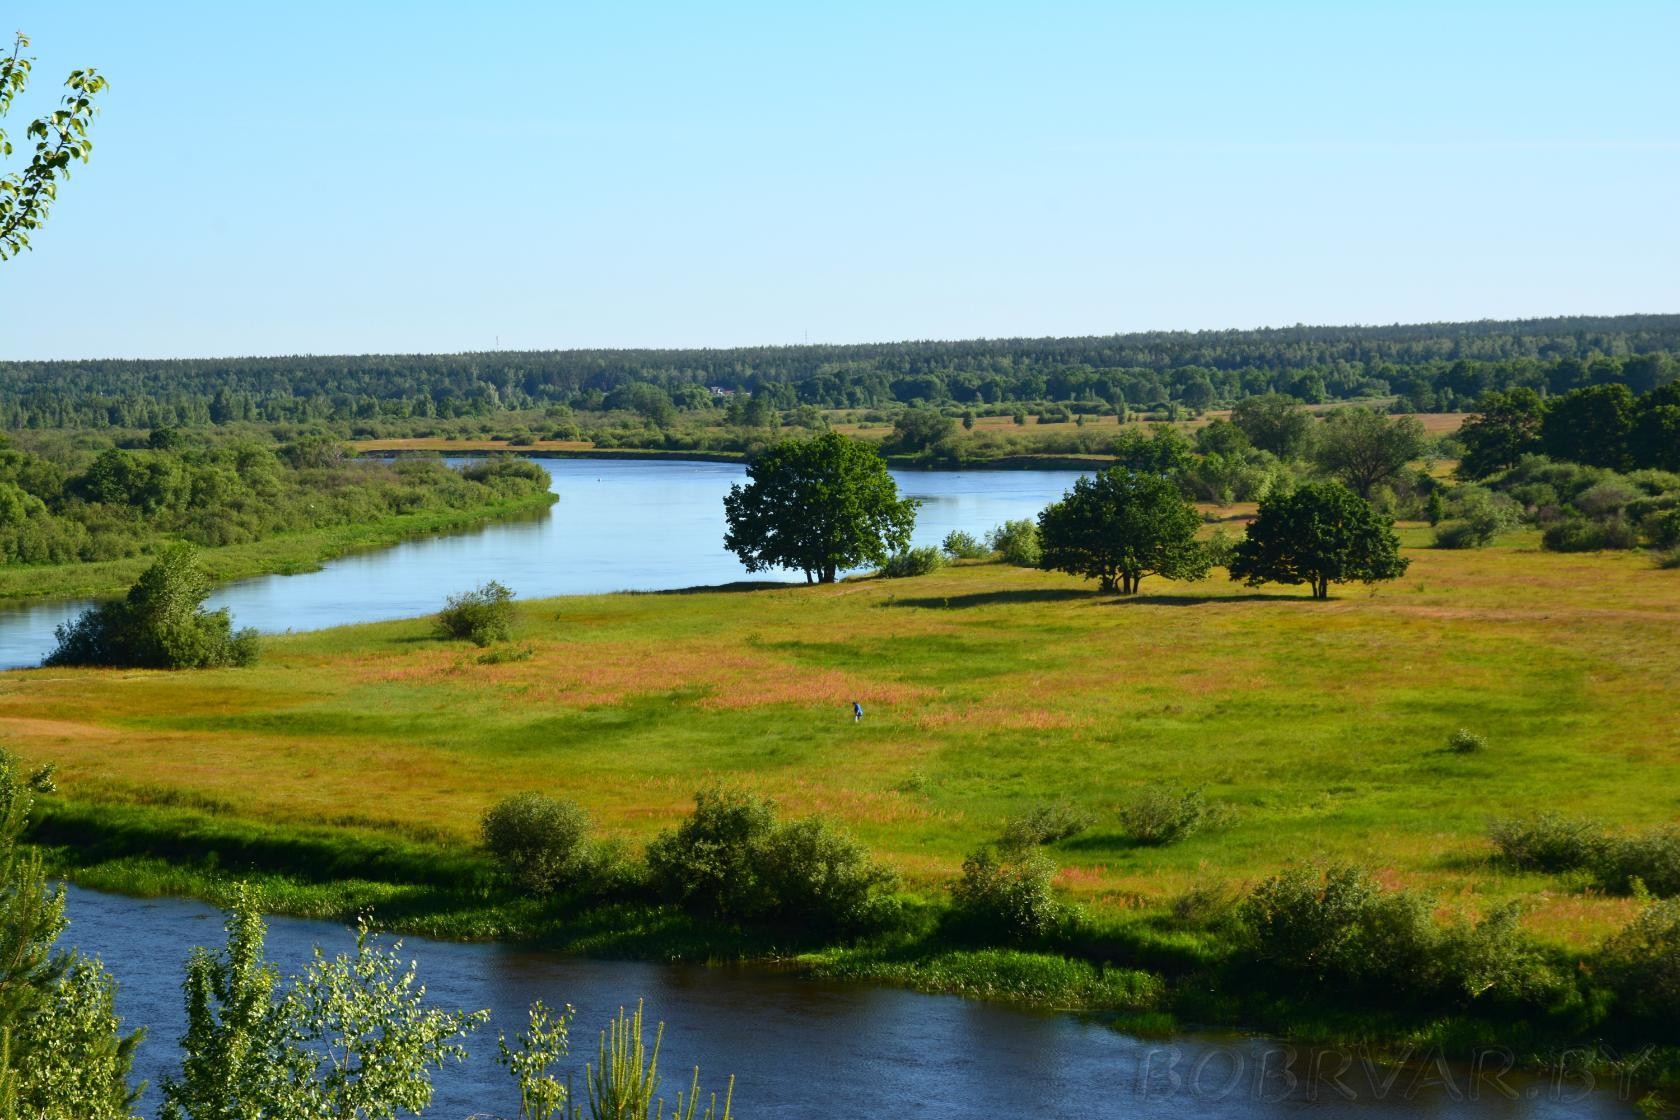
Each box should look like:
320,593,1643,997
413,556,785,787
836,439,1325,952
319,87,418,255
2,1,1676,360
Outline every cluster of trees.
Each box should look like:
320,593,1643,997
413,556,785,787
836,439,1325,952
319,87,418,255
1458,382,1680,477
721,430,1411,600
0,432,551,566
1035,468,1406,600
3,315,1677,429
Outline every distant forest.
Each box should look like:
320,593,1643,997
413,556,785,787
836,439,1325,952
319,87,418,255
3,314,1677,429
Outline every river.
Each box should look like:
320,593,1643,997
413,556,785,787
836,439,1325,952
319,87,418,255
63,887,1637,1119
0,458,1084,669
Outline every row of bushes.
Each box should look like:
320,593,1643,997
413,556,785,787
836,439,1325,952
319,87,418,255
481,787,898,938
1489,814,1680,896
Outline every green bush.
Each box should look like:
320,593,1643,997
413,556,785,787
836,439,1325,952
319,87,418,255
1599,829,1680,897
1487,814,1605,873
949,844,1065,943
1599,899,1680,1028
645,787,896,935
941,530,989,560
45,545,258,669
754,816,899,934
1118,787,1222,846
999,802,1094,849
985,519,1040,566
1240,864,1549,1002
435,580,515,646
878,546,946,578
1447,728,1487,753
1542,516,1639,552
480,793,593,895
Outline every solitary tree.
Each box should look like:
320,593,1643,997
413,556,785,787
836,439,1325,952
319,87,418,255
722,433,917,583
1,32,107,260
46,545,259,668
1312,407,1426,498
1228,482,1409,599
1036,467,1210,594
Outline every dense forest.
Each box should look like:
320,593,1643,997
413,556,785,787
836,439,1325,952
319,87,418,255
2,314,1677,429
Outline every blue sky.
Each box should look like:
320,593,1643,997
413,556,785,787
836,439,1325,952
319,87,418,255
2,1,1676,359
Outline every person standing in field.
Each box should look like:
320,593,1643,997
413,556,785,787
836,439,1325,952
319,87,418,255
853,701,864,722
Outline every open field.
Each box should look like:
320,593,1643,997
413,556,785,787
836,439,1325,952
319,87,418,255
4,530,1674,951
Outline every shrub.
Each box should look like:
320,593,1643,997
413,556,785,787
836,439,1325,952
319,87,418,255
941,530,989,560
1542,516,1639,552
645,787,896,935
480,793,593,895
949,844,1065,943
45,545,259,669
1240,864,1548,1002
1446,728,1487,753
1599,899,1680,1027
1598,828,1680,897
1487,814,1605,873
754,816,899,934
878,546,946,578
999,802,1094,850
985,519,1040,566
1118,787,1221,846
1644,507,1680,550
646,787,776,923
435,580,515,646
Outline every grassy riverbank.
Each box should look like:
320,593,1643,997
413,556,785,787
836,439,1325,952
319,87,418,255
0,489,557,605
6,539,1678,1069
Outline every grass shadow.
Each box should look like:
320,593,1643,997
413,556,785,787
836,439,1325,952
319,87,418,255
882,588,1101,610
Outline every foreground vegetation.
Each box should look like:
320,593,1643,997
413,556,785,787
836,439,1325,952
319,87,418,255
5,537,1679,1082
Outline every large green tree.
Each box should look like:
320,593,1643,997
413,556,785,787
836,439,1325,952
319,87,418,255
1036,467,1209,594
1228,482,1409,599
1631,381,1680,472
1312,407,1426,498
1458,387,1545,479
1540,384,1635,470
1231,393,1314,459
722,433,917,583
1,32,106,260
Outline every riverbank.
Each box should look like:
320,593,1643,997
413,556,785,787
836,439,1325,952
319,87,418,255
353,437,1116,472
5,548,1679,1082
0,488,558,605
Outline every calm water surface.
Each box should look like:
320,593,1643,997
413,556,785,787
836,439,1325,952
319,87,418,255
0,458,1085,669
64,887,1636,1120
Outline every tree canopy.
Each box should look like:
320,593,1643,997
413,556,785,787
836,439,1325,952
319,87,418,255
45,545,259,668
1312,408,1427,498
1036,467,1209,594
1228,482,1409,599
722,433,917,584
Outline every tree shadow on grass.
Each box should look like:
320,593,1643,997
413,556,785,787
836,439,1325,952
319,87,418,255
1115,590,1314,607
881,588,1102,610
621,580,800,596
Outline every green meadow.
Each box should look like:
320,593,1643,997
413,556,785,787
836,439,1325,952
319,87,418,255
7,528,1675,966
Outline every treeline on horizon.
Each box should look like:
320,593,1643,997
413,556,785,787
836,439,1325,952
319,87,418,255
2,313,1678,429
